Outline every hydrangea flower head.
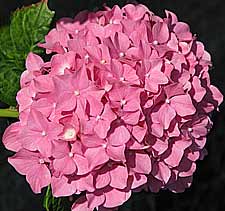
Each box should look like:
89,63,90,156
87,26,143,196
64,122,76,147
3,4,223,211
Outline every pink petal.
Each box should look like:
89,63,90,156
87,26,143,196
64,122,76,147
192,76,206,102
133,153,152,174
104,188,131,208
170,95,196,116
26,164,51,193
85,147,109,170
110,166,128,189
51,176,77,197
173,22,192,41
86,191,106,210
106,145,126,162
132,124,147,143
74,154,89,175
152,161,171,183
164,140,192,167
2,122,22,152
152,22,169,44
95,170,111,189
109,126,130,146
26,52,44,71
53,156,77,175
131,173,147,189
158,104,176,129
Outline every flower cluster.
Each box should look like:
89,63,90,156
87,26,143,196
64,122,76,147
3,4,223,211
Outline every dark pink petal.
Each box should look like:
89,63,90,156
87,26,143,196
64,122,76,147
165,10,178,25
167,176,193,193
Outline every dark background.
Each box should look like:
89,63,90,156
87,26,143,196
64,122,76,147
0,0,225,211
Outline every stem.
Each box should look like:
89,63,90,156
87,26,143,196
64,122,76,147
0,108,19,118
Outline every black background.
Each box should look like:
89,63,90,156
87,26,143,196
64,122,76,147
0,0,225,211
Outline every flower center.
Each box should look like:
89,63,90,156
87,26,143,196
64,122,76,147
119,52,125,57
39,159,45,164
69,152,74,158
84,54,89,60
102,143,107,148
153,40,158,45
41,131,47,136
64,128,76,140
165,99,170,104
100,59,106,64
145,73,150,78
96,115,102,121
120,99,127,106
74,90,80,96
120,76,125,81
188,127,193,132
165,59,171,64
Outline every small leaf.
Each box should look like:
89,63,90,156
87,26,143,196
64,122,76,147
0,0,55,106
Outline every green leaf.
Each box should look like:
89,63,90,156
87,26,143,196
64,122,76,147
0,0,55,106
43,186,71,211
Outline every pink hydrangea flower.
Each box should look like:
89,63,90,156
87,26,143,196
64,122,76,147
2,3,223,211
